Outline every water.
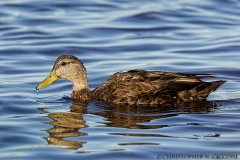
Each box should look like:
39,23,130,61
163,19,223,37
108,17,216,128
0,0,240,159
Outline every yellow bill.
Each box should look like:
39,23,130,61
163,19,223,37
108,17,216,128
36,69,59,90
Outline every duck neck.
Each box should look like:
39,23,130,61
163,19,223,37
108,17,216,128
72,88,91,102
71,75,91,102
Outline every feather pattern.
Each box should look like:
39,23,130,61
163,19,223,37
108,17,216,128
92,69,225,105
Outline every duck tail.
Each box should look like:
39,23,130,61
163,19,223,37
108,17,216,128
177,80,226,102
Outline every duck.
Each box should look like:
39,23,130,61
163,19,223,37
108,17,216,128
36,55,226,106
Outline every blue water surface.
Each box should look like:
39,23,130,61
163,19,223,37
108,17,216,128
0,0,240,159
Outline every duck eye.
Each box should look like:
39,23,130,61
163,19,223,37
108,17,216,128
62,62,66,66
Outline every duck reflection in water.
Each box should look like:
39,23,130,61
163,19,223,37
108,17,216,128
42,102,88,150
41,100,218,149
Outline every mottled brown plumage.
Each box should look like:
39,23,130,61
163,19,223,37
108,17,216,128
92,69,225,105
36,55,226,106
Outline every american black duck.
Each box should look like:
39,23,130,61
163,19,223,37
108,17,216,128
36,55,225,105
